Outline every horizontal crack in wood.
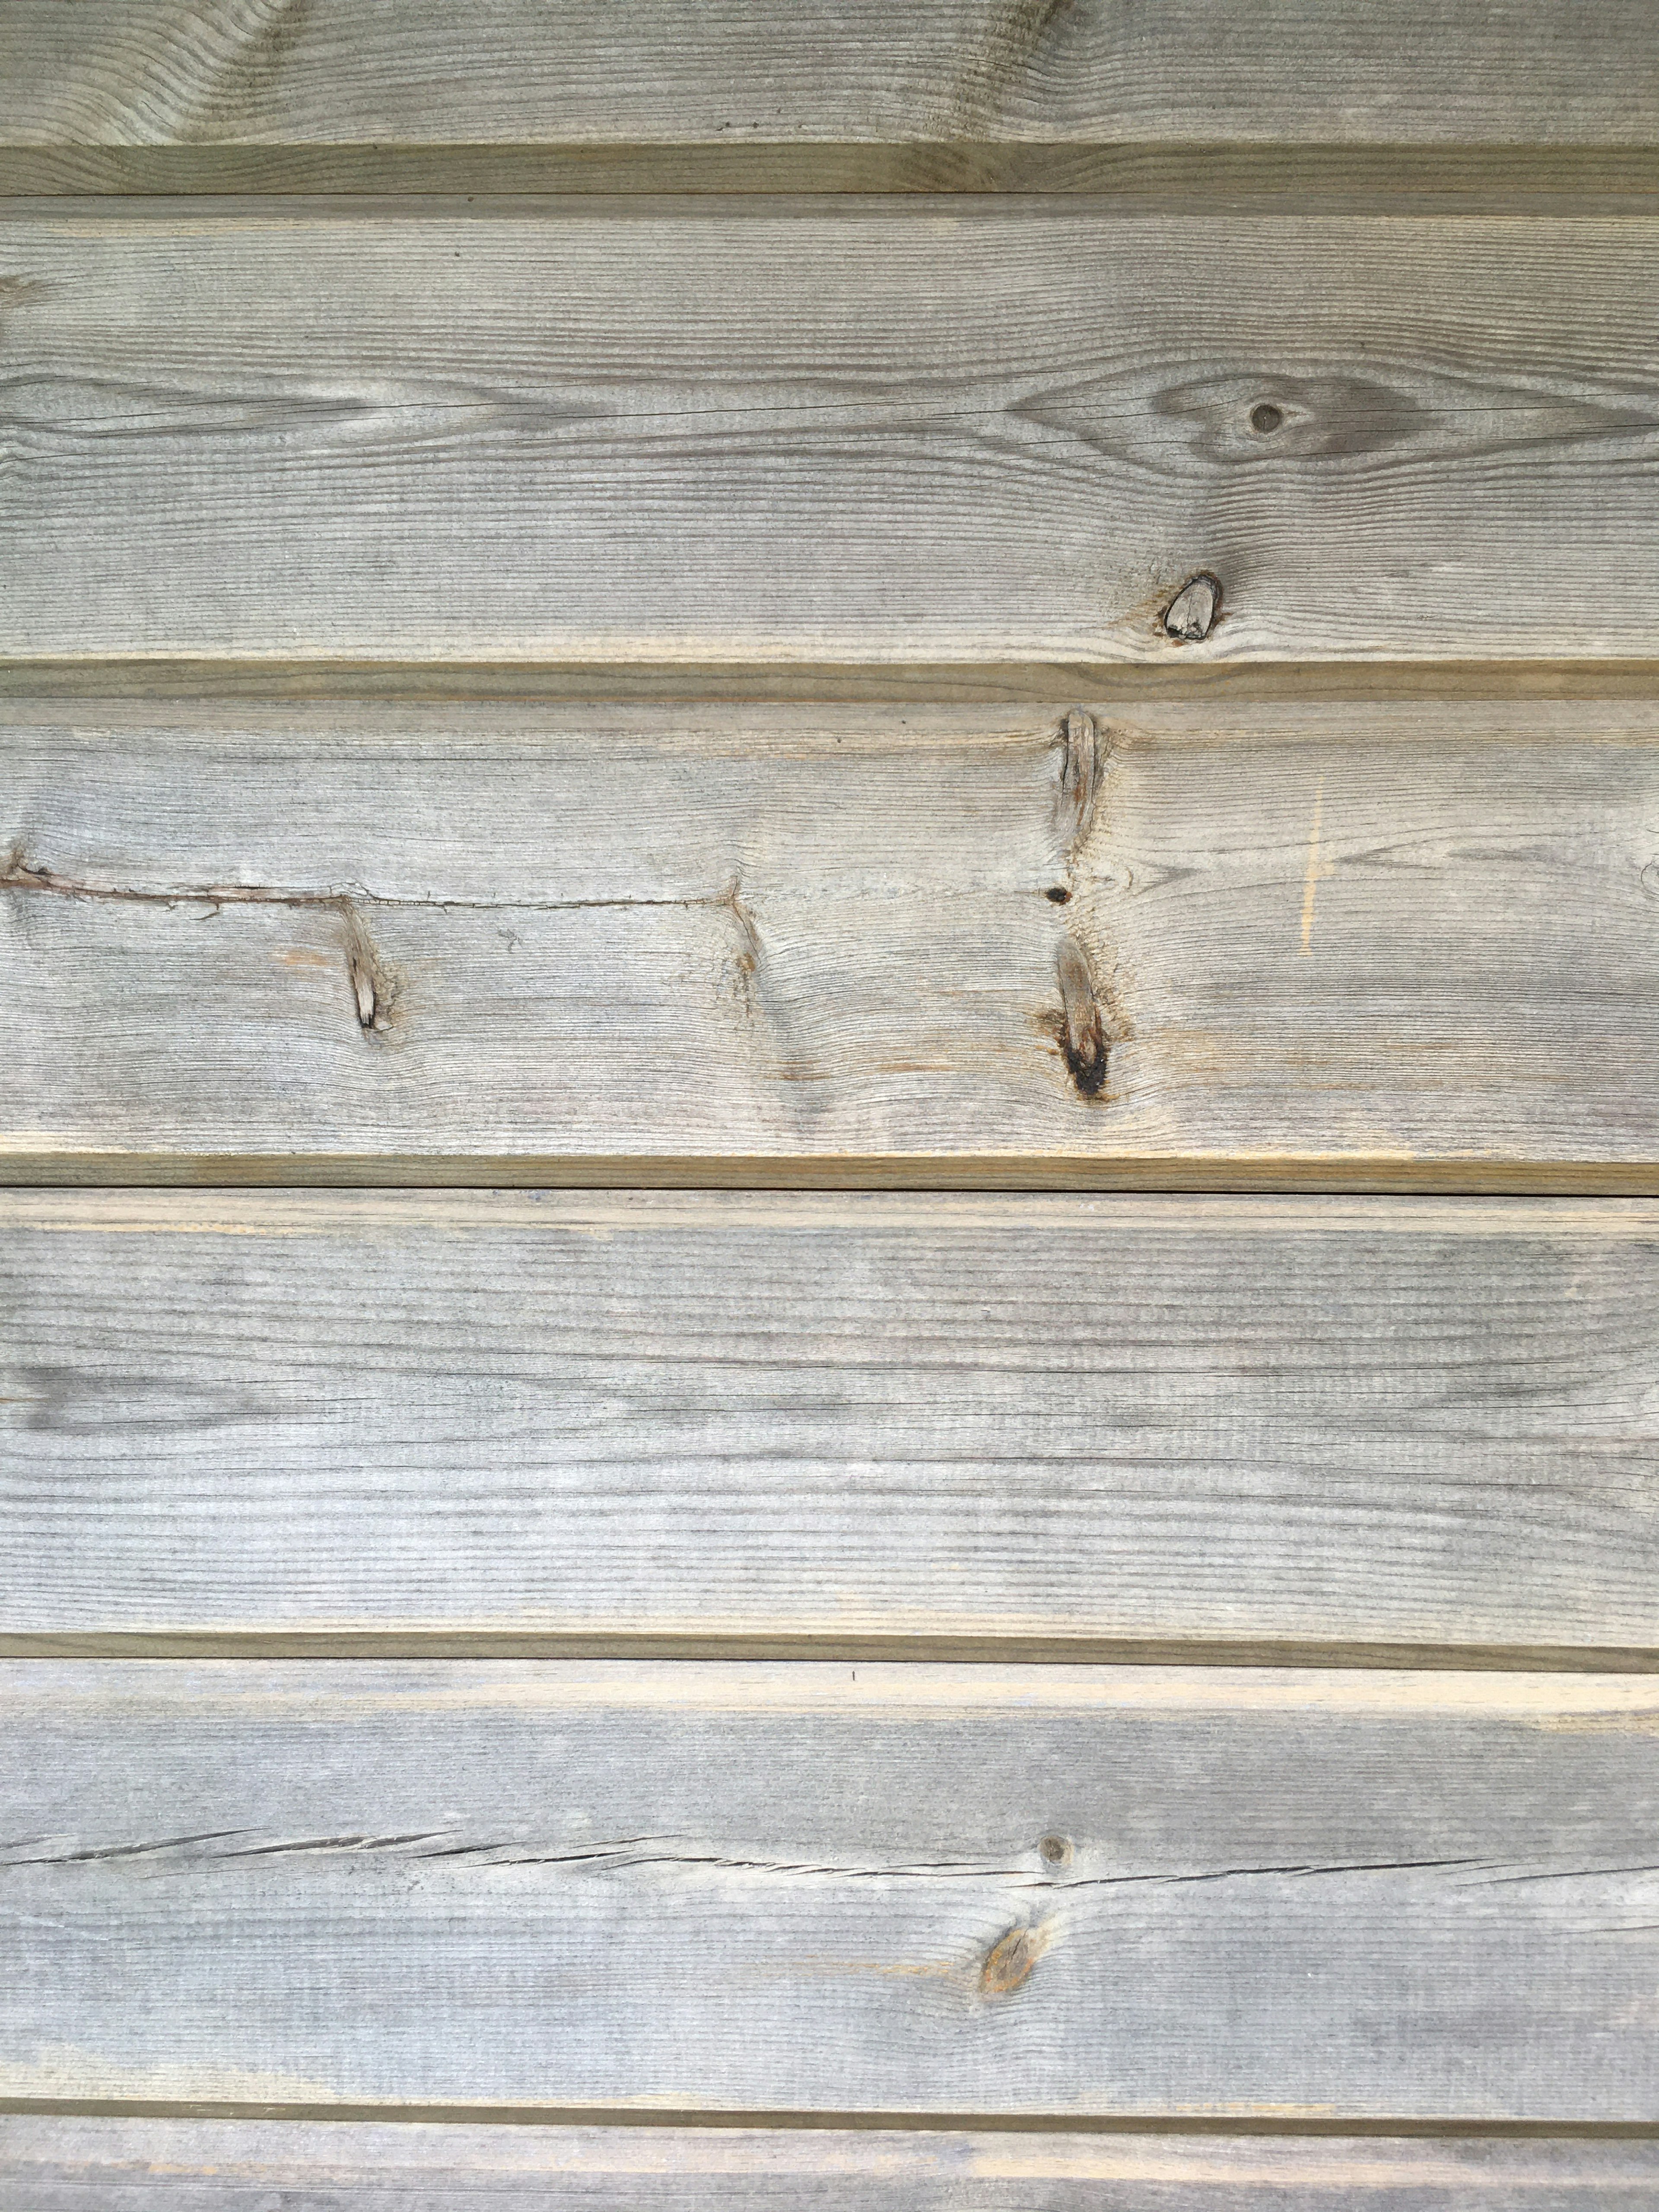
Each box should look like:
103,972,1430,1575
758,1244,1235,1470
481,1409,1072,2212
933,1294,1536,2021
0,856,725,917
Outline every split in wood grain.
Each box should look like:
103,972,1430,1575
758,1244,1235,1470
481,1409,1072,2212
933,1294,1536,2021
0,849,772,1049
0,852,405,1041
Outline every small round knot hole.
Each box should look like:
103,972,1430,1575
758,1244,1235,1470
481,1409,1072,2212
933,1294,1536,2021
1045,887,1071,904
1038,1832,1073,1866
1249,402,1284,434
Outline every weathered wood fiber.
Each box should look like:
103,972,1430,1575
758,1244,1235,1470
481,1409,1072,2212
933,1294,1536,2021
1,207,1656,664
4,1662,1658,2118
0,2,1653,150
6,699,1659,1175
7,1190,1659,1653
3,2121,1655,2211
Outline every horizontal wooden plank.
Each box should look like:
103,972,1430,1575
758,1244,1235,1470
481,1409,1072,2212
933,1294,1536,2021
6,698,1659,1176
4,2122,1657,2211
1,207,1656,663
1,3,1653,153
4,1662,1658,2118
7,1190,1659,1653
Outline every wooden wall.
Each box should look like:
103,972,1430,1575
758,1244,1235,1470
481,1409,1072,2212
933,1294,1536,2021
3,6,1658,2203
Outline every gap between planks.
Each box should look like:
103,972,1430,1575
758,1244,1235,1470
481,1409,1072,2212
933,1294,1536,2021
4,1636,1658,1672
3,147,1659,203
1,2102,1656,2138
4,661,1659,705
15,1157,1659,1194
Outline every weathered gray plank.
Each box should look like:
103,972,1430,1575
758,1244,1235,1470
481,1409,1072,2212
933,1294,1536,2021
6,698,1659,1176
1,207,1656,664
0,2,1653,152
3,2121,1656,2212
4,1662,1658,2117
8,1190,1659,1653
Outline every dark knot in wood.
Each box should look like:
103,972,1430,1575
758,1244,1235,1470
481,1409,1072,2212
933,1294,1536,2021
1163,572,1223,643
980,1922,1047,1996
1055,938,1107,1096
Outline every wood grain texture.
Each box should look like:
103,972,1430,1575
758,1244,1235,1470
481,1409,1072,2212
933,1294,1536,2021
5,2121,1657,2211
1,3,1655,150
6,698,1659,1176
2,206,1657,664
8,1189,1659,1653
4,1661,1659,2119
